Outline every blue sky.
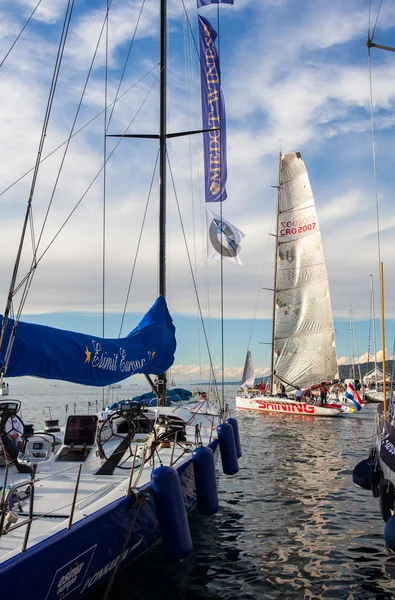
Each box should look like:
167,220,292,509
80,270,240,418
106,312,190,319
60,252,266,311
0,0,395,383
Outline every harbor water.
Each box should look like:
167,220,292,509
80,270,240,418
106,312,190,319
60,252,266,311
9,380,395,599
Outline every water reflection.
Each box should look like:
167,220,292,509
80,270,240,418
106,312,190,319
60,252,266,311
12,380,395,599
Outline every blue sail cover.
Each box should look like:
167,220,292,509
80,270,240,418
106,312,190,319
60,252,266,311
0,296,176,387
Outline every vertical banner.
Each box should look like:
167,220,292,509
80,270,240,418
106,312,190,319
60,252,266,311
198,15,227,203
206,207,244,264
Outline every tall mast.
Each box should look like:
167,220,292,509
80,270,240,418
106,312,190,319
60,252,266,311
157,0,167,405
349,304,355,379
269,153,281,394
350,303,362,383
370,274,378,386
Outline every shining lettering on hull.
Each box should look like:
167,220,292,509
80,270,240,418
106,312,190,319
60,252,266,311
257,402,315,414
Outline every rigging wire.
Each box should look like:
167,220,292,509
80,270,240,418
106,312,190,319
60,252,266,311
0,0,76,371
0,0,44,69
0,65,159,200
215,1,226,409
11,72,161,300
118,150,160,337
183,3,204,386
6,0,119,343
180,0,218,387
32,0,115,261
167,152,222,408
369,0,384,42
106,0,147,131
367,47,382,267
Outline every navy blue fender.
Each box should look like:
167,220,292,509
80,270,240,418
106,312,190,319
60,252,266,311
384,513,395,552
192,446,219,515
371,462,382,498
226,417,242,458
353,458,374,490
217,422,239,475
379,479,394,523
151,465,193,558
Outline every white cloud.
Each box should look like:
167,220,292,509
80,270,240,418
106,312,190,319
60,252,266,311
2,0,395,381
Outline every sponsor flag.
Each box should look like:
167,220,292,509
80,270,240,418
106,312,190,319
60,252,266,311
345,382,364,411
206,207,244,264
198,15,227,202
198,0,234,7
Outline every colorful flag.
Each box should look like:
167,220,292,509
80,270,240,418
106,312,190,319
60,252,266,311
198,0,234,7
198,15,227,202
206,207,244,264
345,382,364,411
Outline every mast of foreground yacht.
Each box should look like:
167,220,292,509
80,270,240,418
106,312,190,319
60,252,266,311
157,0,168,406
269,153,281,395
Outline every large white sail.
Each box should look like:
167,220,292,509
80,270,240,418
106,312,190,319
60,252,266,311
241,349,255,389
273,152,338,389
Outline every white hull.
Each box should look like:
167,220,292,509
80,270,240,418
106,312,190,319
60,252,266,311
235,395,341,417
365,390,389,403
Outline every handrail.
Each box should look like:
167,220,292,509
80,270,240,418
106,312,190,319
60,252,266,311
0,477,35,551
0,430,211,549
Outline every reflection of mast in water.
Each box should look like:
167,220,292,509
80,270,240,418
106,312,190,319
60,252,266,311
256,417,350,589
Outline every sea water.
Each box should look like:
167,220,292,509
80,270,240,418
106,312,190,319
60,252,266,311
5,380,394,599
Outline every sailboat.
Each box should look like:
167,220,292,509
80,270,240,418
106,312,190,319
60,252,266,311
0,1,240,598
236,152,341,417
237,349,256,393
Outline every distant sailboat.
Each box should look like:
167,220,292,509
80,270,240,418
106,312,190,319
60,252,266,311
236,349,256,393
236,152,341,417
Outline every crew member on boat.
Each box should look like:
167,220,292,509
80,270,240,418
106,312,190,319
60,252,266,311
294,387,303,401
320,383,328,405
303,387,312,403
259,380,266,394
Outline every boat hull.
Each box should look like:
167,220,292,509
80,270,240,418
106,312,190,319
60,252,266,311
235,395,340,417
0,440,218,599
365,391,388,403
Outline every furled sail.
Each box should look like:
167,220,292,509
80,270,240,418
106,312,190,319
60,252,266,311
241,349,255,389
0,296,176,386
273,152,338,389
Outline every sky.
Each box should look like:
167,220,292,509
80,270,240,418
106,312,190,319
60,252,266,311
0,0,395,384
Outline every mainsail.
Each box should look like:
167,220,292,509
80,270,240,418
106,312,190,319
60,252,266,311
0,296,176,386
273,152,338,389
241,349,255,389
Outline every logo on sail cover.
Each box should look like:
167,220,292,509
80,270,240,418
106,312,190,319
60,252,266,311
84,346,91,363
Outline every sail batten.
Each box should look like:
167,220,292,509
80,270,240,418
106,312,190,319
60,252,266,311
274,152,338,389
